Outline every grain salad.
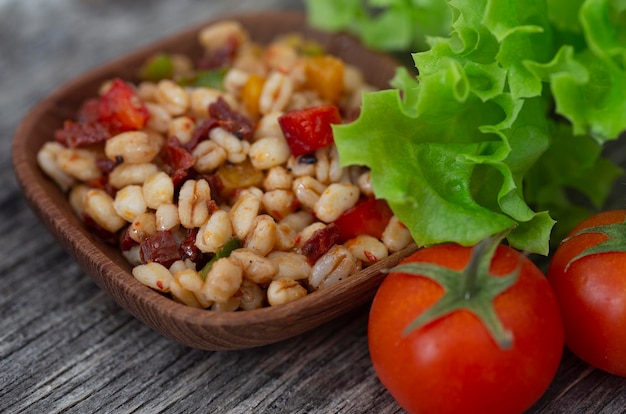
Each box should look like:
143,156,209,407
37,20,413,311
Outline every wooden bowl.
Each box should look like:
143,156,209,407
12,11,417,350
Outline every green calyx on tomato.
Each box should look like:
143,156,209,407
390,231,518,349
563,216,626,271
370,234,564,413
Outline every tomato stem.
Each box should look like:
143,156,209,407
460,236,491,300
391,230,519,349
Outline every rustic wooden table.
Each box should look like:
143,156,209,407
2,0,626,412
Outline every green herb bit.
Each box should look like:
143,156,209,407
177,68,227,90
279,33,325,56
300,42,325,56
139,53,174,82
199,237,242,281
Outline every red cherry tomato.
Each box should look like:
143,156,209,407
277,105,341,156
547,209,626,376
98,78,149,132
333,197,394,242
369,241,564,414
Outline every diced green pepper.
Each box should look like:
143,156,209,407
177,68,227,90
199,237,242,280
139,53,174,82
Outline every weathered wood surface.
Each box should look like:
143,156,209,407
1,0,625,412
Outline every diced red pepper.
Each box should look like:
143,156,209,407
54,80,149,146
278,105,342,157
333,198,394,242
98,78,149,133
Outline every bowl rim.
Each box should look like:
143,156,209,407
12,10,414,350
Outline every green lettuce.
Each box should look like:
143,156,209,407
304,0,452,51
309,0,626,254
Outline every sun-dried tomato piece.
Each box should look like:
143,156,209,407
82,213,119,245
96,157,117,175
209,97,254,140
54,120,111,148
198,173,226,206
179,228,200,261
120,226,138,251
198,35,240,70
301,223,341,264
182,98,253,152
140,230,181,268
161,136,195,187
84,176,116,198
184,117,219,151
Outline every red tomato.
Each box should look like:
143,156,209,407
333,197,394,242
98,78,149,132
547,209,626,377
369,242,564,414
277,105,341,156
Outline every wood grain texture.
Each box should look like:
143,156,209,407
2,0,626,412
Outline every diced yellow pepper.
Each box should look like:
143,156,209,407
303,55,345,103
241,74,265,117
216,158,264,196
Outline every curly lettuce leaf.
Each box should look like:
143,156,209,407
526,0,626,141
304,0,452,51
322,0,625,254
525,119,624,245
335,69,554,254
